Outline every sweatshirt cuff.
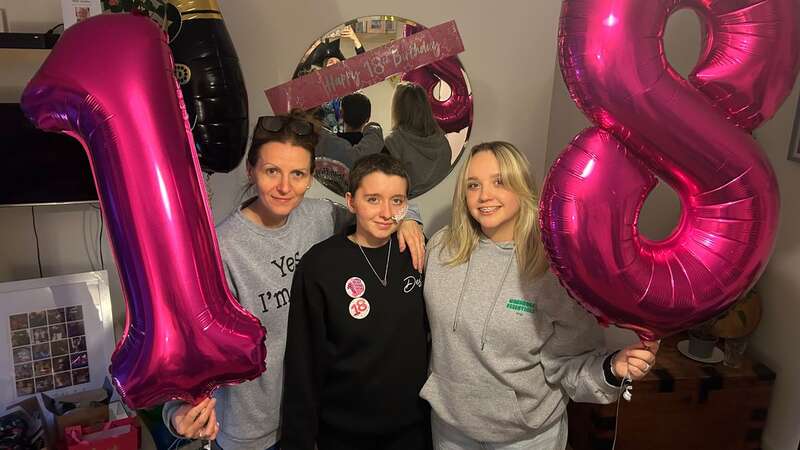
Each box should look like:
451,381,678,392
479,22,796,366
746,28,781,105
576,351,621,404
603,350,624,387
162,400,191,440
405,203,423,224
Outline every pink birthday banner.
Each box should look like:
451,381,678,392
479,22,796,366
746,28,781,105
265,20,464,114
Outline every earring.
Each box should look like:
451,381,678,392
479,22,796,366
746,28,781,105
306,184,312,190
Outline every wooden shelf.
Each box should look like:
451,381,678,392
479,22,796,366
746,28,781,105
0,32,59,49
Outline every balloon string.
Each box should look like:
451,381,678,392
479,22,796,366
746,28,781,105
611,375,633,450
204,172,214,211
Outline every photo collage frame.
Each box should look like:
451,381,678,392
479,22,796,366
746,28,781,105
9,305,90,397
0,271,115,408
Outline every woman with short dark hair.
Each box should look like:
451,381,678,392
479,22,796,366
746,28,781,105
282,153,431,450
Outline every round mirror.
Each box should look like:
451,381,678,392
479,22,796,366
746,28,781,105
293,15,473,198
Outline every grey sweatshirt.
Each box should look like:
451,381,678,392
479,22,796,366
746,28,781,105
384,128,452,197
163,197,422,450
163,197,347,450
421,230,619,443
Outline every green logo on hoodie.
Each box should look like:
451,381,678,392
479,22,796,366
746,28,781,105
506,298,535,314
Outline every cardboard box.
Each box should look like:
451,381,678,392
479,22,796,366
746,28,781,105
42,384,111,448
56,389,110,439
65,416,141,450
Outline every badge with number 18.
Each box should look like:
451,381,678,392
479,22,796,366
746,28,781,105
349,297,370,319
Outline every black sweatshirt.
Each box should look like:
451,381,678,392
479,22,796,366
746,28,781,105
281,231,429,450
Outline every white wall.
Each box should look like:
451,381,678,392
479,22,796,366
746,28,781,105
0,1,60,33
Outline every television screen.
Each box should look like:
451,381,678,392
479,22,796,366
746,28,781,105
0,103,98,206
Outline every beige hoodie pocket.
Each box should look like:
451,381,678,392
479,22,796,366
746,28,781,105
421,372,532,442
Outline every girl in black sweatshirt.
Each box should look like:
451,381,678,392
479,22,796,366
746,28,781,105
282,153,430,450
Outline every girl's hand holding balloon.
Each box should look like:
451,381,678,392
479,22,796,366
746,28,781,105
172,397,219,440
612,340,660,381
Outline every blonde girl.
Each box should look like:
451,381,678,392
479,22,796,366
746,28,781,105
421,142,658,450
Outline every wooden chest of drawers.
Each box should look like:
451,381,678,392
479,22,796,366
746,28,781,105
567,336,775,450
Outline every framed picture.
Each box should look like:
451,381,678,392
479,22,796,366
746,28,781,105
788,96,800,162
368,19,385,33
0,271,115,406
60,0,102,30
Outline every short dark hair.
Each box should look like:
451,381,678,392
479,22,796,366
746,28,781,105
341,93,371,129
348,153,409,195
247,109,318,173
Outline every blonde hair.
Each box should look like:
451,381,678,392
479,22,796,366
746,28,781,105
438,141,548,280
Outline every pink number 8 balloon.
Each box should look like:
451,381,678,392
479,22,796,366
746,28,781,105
540,0,799,340
20,14,266,408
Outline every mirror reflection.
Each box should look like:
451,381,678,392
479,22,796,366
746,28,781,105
293,16,473,198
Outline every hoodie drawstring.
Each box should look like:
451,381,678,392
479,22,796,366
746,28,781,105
480,253,515,350
451,258,472,332
452,248,516,351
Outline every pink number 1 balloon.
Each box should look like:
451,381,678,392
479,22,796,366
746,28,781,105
20,14,266,408
541,0,799,339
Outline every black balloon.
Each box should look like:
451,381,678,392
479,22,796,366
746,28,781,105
169,0,248,174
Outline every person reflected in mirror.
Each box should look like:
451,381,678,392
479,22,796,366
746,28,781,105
316,93,384,170
161,111,426,450
422,142,659,450
322,25,366,67
294,25,365,79
282,153,431,450
384,82,452,197
337,92,373,145
311,25,366,132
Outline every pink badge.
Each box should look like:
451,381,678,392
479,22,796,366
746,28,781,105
345,277,366,298
349,298,370,320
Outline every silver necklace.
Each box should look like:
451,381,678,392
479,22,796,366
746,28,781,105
356,237,391,287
